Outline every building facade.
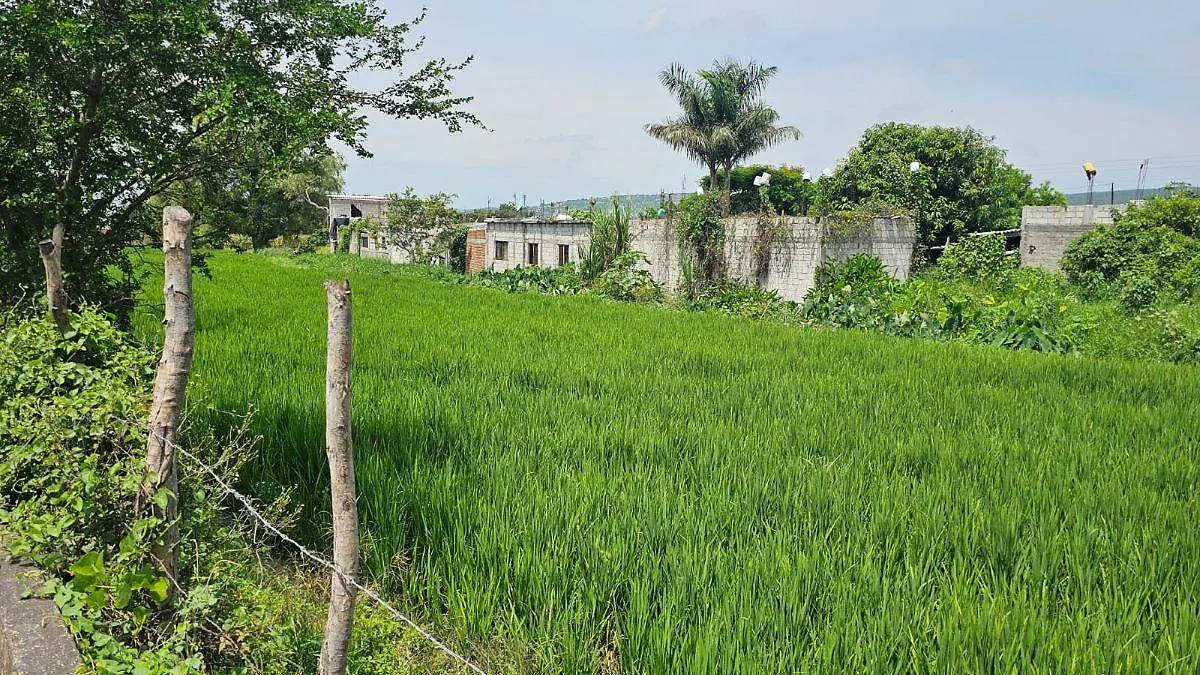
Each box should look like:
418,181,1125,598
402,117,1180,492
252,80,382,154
327,194,448,264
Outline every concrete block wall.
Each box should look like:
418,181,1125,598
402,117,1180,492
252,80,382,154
1020,205,1127,271
478,215,913,303
823,216,916,280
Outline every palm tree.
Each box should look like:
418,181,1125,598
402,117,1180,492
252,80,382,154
645,59,800,212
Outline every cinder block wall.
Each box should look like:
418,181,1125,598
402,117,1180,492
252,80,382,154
1020,205,1127,271
629,216,913,301
477,216,913,302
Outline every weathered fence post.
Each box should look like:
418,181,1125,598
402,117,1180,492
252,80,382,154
37,224,70,332
320,279,359,675
139,206,194,603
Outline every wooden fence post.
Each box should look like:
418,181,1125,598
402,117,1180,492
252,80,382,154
139,206,194,603
320,279,359,675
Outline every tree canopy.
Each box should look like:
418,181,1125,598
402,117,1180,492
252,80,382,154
701,164,815,216
0,0,480,316
382,188,459,263
817,123,1052,248
646,59,800,210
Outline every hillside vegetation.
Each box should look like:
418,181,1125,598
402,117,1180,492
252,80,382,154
134,251,1200,674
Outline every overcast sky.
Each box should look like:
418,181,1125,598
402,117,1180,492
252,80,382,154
338,1,1200,207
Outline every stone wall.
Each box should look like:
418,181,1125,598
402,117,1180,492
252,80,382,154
480,215,914,302
1020,205,1128,271
2,547,81,675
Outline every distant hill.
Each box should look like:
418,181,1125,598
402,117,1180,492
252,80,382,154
474,185,1180,215
1063,186,1176,206
467,193,690,217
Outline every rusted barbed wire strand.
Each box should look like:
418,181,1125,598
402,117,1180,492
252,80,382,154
114,416,489,675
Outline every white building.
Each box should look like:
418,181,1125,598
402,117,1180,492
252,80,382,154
326,194,450,264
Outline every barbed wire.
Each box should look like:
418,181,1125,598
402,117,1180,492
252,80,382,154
116,415,489,675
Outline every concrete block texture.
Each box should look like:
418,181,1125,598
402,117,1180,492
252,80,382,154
1,550,82,675
478,215,914,303
1020,205,1127,271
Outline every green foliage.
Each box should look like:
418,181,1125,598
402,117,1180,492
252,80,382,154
817,123,1035,248
133,251,1200,674
0,309,226,672
1,306,486,674
803,254,899,329
646,59,801,207
1025,180,1069,207
383,188,460,263
589,251,663,303
1125,183,1200,237
675,192,726,295
934,233,1018,281
578,197,633,281
701,164,814,216
682,282,787,317
475,265,583,295
0,0,479,319
1060,194,1200,308
155,152,345,250
440,225,471,274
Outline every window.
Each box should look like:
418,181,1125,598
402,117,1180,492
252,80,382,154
527,242,540,266
350,204,362,218
359,234,369,250
558,243,570,266
495,240,508,261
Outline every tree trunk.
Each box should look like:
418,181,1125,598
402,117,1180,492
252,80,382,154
37,235,70,333
139,206,194,605
320,279,358,675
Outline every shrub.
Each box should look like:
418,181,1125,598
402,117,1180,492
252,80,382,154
676,193,726,296
590,251,663,303
0,309,241,672
1061,219,1200,306
579,197,632,281
476,264,583,295
934,232,1017,281
803,254,897,328
1125,183,1200,238
1,307,463,674
684,282,786,318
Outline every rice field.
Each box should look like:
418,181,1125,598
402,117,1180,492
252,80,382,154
135,251,1200,674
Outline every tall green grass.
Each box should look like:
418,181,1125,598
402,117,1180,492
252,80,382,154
136,251,1200,674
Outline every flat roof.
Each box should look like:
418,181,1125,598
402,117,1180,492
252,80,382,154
327,194,388,202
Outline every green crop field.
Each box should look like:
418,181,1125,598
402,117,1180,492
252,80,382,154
135,252,1200,674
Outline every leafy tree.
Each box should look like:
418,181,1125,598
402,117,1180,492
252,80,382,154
817,123,1035,248
645,59,800,212
701,164,814,215
1122,183,1200,238
149,152,344,250
1025,180,1068,207
0,1,480,319
382,188,459,263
